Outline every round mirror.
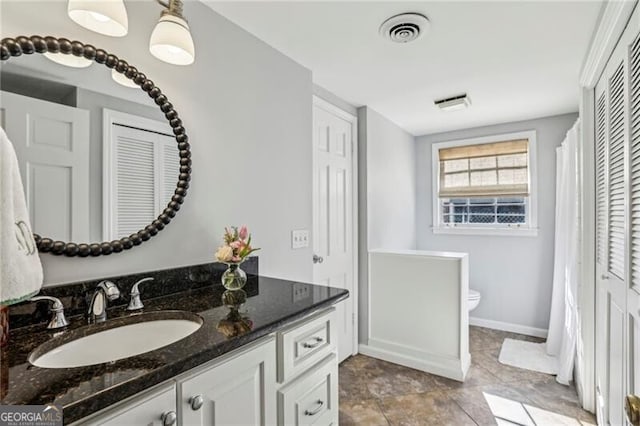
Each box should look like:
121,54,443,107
0,36,191,257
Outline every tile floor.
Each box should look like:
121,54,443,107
338,326,596,426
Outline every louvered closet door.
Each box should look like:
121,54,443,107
594,6,640,424
628,18,640,426
107,124,178,240
594,30,628,426
595,58,628,426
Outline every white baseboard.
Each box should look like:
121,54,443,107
469,316,548,338
359,343,470,382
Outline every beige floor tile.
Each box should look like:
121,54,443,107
433,364,502,390
340,366,377,401
446,383,533,425
339,399,389,426
339,327,595,426
379,391,476,426
365,361,443,399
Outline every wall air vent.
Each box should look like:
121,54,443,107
379,13,430,44
434,94,471,111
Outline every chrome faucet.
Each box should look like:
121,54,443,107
88,281,120,323
127,277,154,311
30,296,70,329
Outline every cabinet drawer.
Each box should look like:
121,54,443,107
73,382,177,426
277,308,336,383
277,354,338,426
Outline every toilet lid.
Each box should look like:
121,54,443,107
469,289,481,300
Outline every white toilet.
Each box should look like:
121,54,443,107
468,289,481,312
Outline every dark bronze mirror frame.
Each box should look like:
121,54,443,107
1,35,192,257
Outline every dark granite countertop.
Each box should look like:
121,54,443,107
0,264,348,424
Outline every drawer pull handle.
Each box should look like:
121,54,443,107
303,337,324,349
189,395,204,411
161,411,177,426
305,400,324,416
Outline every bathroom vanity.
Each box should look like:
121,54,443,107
2,260,347,425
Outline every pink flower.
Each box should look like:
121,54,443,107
230,241,242,250
239,225,248,240
231,255,241,262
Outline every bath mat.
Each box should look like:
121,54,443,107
498,338,559,375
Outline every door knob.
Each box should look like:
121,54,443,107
601,274,610,280
626,395,640,426
161,411,177,426
313,254,324,264
189,394,204,411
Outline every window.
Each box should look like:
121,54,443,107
432,131,537,236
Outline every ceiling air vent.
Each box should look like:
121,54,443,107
434,94,471,111
379,13,430,43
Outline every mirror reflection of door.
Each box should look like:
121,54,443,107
1,90,90,242
102,109,179,240
1,54,174,247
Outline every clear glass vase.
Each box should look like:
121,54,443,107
221,262,247,290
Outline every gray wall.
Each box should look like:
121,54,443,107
364,107,417,250
357,106,417,342
416,113,578,331
313,84,358,117
2,1,314,285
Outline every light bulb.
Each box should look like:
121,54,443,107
149,14,195,66
44,52,93,68
111,69,138,88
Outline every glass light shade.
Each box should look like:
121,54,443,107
149,14,195,66
68,0,128,37
44,52,93,68
111,69,138,88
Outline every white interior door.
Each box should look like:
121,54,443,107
594,6,640,424
312,98,356,363
0,90,90,242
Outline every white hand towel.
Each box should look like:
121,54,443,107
0,127,43,305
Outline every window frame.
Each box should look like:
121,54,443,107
431,130,539,237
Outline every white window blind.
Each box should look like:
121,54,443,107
596,92,608,266
438,139,529,198
631,33,640,288
608,62,626,281
109,124,178,239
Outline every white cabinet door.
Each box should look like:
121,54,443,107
180,338,277,426
77,383,177,426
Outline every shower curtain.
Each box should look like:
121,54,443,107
546,119,580,385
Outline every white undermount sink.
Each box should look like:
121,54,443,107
29,313,203,369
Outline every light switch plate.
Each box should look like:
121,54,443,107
291,229,309,249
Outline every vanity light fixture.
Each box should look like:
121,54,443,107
44,52,93,68
149,0,195,66
67,0,129,37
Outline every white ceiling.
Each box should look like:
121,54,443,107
204,1,602,136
